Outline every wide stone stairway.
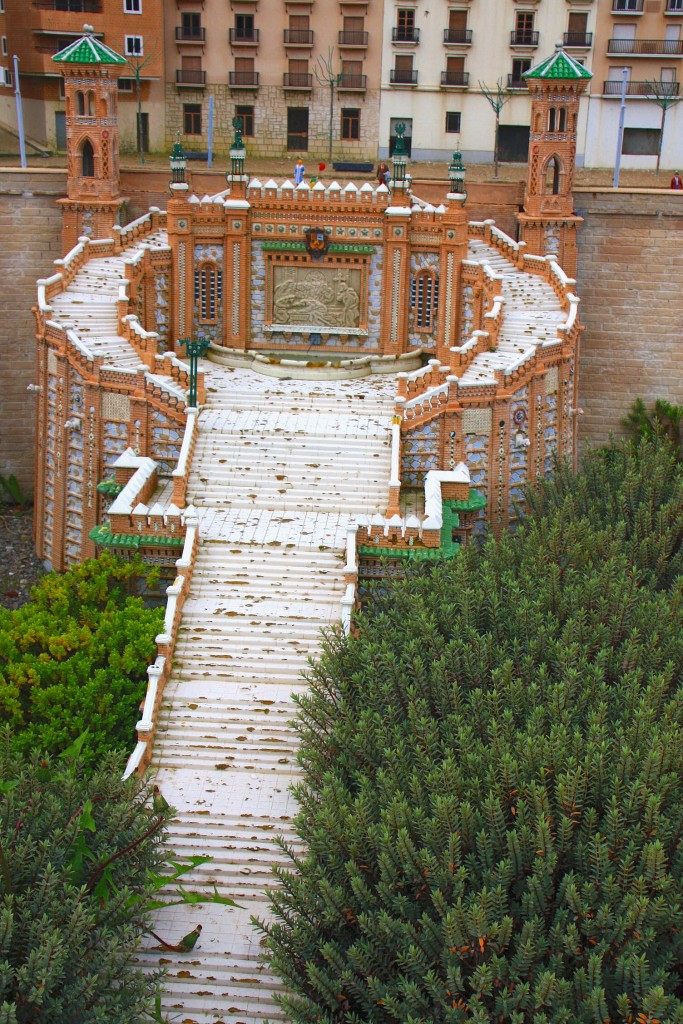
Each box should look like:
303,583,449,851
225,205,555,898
138,365,396,1024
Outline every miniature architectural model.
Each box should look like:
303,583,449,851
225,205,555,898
32,31,588,1022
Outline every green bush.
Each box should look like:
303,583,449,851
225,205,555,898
0,739,173,1023
260,437,683,1024
0,554,163,761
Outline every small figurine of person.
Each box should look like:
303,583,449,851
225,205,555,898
294,158,305,185
670,171,683,190
376,161,389,187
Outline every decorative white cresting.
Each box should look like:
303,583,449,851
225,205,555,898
178,242,186,334
390,249,401,344
444,252,454,346
232,242,240,337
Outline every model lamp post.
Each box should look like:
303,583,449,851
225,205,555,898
170,138,187,185
449,151,466,197
179,336,210,408
392,123,409,190
228,116,246,180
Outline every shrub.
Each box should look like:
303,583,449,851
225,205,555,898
0,554,163,761
260,437,683,1024
0,738,172,1023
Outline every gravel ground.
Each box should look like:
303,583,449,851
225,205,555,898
0,506,46,611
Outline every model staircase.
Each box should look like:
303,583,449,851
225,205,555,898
137,368,396,1024
44,222,568,1023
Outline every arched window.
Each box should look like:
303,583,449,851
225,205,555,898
76,91,85,116
548,107,556,132
194,261,222,323
87,91,95,116
545,156,560,195
81,139,95,177
411,270,438,331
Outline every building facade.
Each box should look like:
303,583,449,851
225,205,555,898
164,0,383,160
2,0,165,153
584,0,683,168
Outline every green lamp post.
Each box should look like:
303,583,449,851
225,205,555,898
170,137,187,185
227,116,246,182
391,122,409,192
179,336,210,407
448,150,466,197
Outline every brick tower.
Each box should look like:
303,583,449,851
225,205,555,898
53,27,127,254
517,48,592,279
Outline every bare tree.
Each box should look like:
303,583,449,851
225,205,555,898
479,78,510,179
125,39,160,165
644,79,682,175
314,48,342,163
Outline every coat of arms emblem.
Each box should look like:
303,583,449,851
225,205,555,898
304,227,329,260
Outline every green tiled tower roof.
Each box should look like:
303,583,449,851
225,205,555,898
52,27,127,66
524,48,593,81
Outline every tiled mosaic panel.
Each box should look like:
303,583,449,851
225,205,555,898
544,393,558,477
465,432,489,535
154,266,170,351
402,421,440,486
151,410,183,475
509,386,529,524
103,421,129,470
65,378,85,564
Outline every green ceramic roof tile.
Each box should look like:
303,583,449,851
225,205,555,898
53,33,127,66
524,49,592,82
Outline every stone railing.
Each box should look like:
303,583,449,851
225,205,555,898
341,525,358,635
357,465,472,552
106,448,186,540
172,408,198,509
123,510,199,779
112,206,165,254
248,178,391,206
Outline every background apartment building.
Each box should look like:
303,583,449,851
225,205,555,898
165,0,383,159
0,0,165,153
584,0,683,168
0,0,682,170
378,0,597,164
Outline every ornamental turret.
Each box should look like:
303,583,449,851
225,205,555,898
53,26,127,253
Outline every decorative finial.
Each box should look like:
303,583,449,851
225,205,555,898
231,116,244,149
83,24,94,35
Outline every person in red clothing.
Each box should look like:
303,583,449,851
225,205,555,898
670,171,683,189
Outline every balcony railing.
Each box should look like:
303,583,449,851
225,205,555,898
507,73,529,88
392,27,420,43
603,78,680,94
612,0,644,11
229,27,259,44
229,70,259,87
283,72,313,89
607,37,683,54
176,26,206,42
33,0,101,9
563,31,593,46
284,29,313,44
510,30,539,46
444,28,473,44
338,30,369,46
390,68,418,84
338,73,367,90
441,70,469,86
176,69,206,86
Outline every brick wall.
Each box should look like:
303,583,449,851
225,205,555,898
0,170,65,497
574,189,683,448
